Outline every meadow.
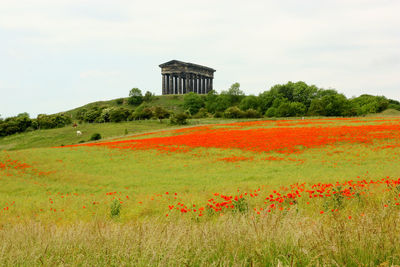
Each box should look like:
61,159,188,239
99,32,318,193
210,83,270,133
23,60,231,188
1,116,400,266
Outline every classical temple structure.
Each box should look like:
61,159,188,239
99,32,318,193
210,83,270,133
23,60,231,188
159,60,216,95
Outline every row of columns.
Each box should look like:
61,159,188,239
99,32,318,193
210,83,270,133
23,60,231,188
162,73,213,95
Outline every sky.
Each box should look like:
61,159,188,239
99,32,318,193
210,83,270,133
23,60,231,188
1,0,399,118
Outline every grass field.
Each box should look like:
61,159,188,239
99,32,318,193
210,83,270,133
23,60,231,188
1,116,400,265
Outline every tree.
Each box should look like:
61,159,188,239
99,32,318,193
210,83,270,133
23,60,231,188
153,106,170,122
205,90,219,113
239,95,259,111
265,107,277,117
224,106,245,118
128,88,143,105
183,92,204,115
143,91,155,102
170,112,189,125
225,82,245,105
109,107,131,122
132,103,153,120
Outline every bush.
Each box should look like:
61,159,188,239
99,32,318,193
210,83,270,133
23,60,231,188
224,106,245,118
143,91,155,102
193,108,210,118
183,92,205,115
110,199,121,218
214,111,223,118
128,88,143,106
170,112,189,125
243,108,261,118
265,107,277,117
90,133,102,141
132,104,153,120
109,107,131,122
153,106,170,122
36,113,72,129
115,98,124,105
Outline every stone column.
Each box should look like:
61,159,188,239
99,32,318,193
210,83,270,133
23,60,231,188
174,75,178,94
166,75,169,94
168,74,174,94
198,76,202,94
201,76,205,94
188,74,192,92
210,78,213,92
162,74,165,95
192,74,195,93
182,76,186,94
177,76,180,94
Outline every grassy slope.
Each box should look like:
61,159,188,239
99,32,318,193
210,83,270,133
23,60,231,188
63,95,185,119
0,118,254,151
1,117,400,265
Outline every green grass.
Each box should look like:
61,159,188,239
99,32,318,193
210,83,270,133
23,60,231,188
63,95,186,120
1,117,400,265
0,118,253,151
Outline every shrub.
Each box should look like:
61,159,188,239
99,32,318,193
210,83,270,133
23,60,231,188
132,104,153,120
115,98,124,105
109,107,131,122
128,88,143,106
265,107,277,117
183,92,205,115
243,108,261,118
193,108,210,118
153,106,170,122
224,106,245,118
90,133,102,141
214,111,223,118
170,112,189,125
110,199,121,218
143,91,155,102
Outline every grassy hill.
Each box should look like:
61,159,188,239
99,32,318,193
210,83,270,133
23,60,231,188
0,117,252,151
63,95,185,120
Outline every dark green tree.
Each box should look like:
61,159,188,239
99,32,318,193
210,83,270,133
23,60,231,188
128,88,143,105
239,95,259,111
153,106,170,122
183,92,204,115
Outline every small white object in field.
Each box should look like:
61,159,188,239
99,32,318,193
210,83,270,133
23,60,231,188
76,131,82,136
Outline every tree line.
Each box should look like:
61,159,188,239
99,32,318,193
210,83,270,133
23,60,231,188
183,81,399,118
1,81,399,138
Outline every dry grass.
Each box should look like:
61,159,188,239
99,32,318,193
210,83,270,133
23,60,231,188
1,204,400,266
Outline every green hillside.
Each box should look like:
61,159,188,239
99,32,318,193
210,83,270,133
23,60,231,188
63,95,185,120
0,117,251,151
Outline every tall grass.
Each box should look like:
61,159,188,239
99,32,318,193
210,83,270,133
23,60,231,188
1,205,400,266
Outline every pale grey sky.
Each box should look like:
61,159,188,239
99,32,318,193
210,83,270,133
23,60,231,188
1,0,399,118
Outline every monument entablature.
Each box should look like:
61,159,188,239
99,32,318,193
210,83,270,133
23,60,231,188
159,60,216,95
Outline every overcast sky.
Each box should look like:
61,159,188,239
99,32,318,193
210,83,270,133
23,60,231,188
1,0,399,118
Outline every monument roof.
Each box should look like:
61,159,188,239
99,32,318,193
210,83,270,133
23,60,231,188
159,60,216,72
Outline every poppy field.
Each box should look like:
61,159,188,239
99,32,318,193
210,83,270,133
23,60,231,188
1,117,400,265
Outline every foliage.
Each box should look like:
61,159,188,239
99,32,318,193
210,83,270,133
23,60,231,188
90,133,102,141
115,98,124,105
243,108,261,118
131,104,153,120
224,106,245,118
143,91,155,102
239,95,259,111
109,108,131,123
183,92,205,115
170,112,189,125
193,108,210,119
37,113,72,129
128,88,144,106
110,199,121,218
153,106,170,122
